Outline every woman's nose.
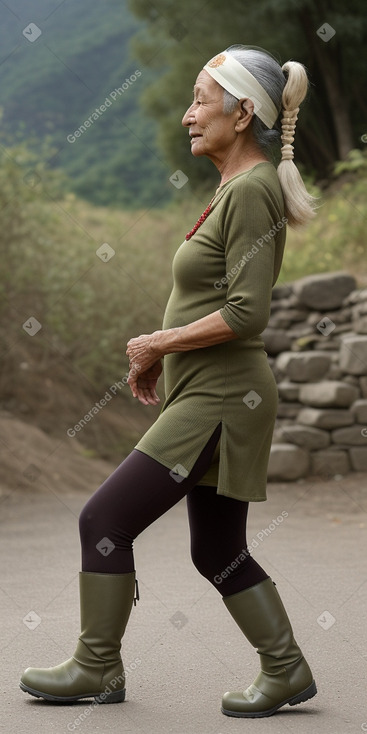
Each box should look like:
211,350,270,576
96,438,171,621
182,103,195,127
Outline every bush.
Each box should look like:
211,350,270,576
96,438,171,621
280,153,367,283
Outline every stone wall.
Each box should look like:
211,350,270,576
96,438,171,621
263,272,367,480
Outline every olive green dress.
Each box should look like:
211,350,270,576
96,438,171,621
134,162,286,501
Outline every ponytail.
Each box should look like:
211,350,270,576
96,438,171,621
277,61,317,228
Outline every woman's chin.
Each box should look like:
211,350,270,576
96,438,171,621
190,138,206,157
190,145,205,157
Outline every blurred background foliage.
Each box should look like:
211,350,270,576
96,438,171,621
0,0,168,207
0,0,366,459
0,0,366,206
129,0,367,192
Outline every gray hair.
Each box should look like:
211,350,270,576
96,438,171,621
223,45,284,152
222,45,317,227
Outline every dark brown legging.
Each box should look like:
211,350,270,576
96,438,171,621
79,423,269,597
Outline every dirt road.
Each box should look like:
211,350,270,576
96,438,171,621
1,472,366,734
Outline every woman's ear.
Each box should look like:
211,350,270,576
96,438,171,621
234,98,255,132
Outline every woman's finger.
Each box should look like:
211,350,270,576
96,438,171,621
136,387,152,405
127,373,138,397
136,385,160,405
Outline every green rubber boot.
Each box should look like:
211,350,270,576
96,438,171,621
221,577,317,718
20,571,136,703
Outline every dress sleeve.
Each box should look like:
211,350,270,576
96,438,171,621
218,173,284,340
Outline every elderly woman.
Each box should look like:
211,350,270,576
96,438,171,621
20,45,317,718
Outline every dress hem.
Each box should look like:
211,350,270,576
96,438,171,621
133,447,267,502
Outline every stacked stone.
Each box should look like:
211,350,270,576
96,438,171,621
263,272,367,480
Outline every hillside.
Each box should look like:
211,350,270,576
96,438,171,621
0,0,170,207
0,410,117,498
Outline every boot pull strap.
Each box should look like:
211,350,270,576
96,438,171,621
133,578,140,606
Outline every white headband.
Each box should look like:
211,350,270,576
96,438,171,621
203,52,279,129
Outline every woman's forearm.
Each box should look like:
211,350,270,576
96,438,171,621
151,310,238,355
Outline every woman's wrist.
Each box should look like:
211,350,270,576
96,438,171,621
150,328,182,356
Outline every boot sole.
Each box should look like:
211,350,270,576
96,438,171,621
221,680,317,718
19,681,125,704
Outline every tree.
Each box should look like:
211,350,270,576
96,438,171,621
128,0,367,188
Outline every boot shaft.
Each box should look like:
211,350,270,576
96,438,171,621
223,578,302,671
78,571,136,660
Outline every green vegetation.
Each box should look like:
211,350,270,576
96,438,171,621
1,0,366,210
281,150,367,282
0,139,200,392
0,0,169,208
129,0,367,191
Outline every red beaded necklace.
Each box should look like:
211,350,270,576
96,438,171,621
185,194,216,241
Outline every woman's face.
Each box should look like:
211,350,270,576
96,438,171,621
182,70,242,160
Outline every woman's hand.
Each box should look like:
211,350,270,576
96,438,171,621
126,331,164,404
127,360,163,405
